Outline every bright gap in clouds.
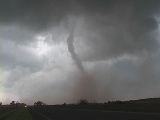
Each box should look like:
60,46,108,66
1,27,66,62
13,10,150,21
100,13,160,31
34,36,51,57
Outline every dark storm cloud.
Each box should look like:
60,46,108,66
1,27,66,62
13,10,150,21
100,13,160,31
75,0,160,61
0,0,72,31
0,0,158,28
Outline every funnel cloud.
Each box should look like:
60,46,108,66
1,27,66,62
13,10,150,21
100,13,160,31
67,25,85,73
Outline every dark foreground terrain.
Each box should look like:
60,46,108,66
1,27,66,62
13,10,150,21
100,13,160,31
29,107,160,120
1,98,160,120
0,107,160,120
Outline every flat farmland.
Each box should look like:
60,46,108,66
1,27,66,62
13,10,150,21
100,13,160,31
29,106,160,120
1,105,160,120
2,98,160,120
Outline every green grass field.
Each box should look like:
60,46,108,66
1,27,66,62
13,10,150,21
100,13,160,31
0,107,32,120
0,105,160,120
1,98,160,120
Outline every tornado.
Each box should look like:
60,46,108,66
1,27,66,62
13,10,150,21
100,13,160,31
67,27,85,74
66,25,97,102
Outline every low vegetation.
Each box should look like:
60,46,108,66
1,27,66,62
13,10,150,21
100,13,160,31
0,98,160,120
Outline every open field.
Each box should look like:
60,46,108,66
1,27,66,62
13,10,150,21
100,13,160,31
0,98,160,120
0,106,160,120
1,98,160,120
0,107,32,120
29,107,160,120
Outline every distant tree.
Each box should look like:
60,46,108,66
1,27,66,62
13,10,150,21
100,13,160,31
34,101,46,106
104,102,108,104
0,102,2,106
15,102,26,107
78,99,89,105
114,100,123,104
63,102,67,106
10,101,16,106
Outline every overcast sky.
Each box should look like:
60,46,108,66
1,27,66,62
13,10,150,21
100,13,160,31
0,0,160,105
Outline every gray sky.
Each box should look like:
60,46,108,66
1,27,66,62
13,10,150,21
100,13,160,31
0,0,160,104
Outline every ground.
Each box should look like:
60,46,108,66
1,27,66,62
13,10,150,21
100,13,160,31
0,106,160,120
